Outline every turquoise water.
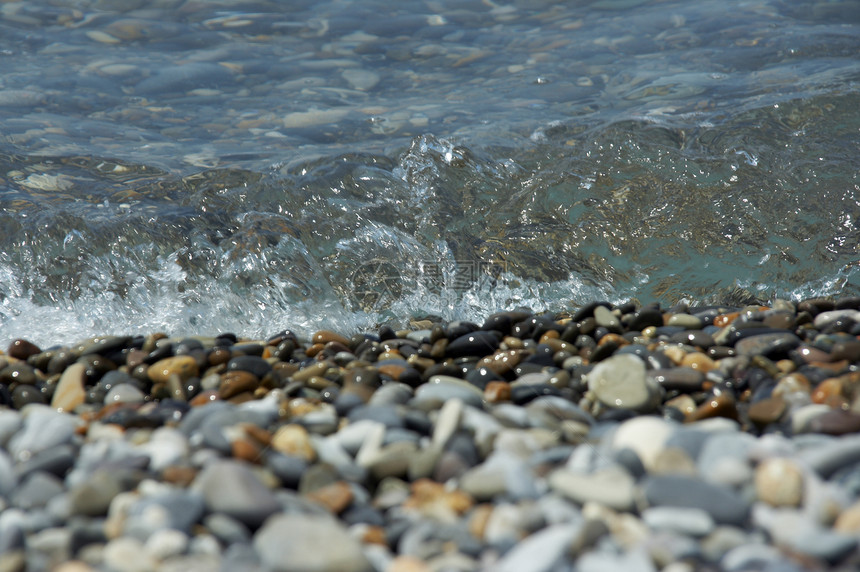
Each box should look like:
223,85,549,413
1,0,859,346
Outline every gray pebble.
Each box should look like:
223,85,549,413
640,474,751,526
192,459,279,528
253,513,373,572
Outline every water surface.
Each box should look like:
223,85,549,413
1,0,859,346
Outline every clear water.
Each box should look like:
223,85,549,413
1,0,859,347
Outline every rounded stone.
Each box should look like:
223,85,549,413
271,424,316,462
226,356,272,379
254,513,373,572
192,459,280,528
218,370,259,400
612,416,676,472
148,356,199,384
312,330,352,347
748,396,788,428
755,457,804,507
587,354,662,412
104,383,146,405
7,339,41,360
640,474,751,526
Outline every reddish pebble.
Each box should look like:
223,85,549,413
7,339,40,360
484,381,511,402
189,390,221,406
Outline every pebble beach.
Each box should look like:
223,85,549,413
3,297,860,571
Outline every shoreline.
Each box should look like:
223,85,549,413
2,296,860,570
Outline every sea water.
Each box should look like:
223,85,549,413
1,0,859,347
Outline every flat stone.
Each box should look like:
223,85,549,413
445,331,501,358
648,367,705,392
192,459,279,528
799,434,860,478
640,474,751,526
808,410,860,435
813,309,860,329
641,506,715,537
588,354,662,412
254,513,373,572
549,465,636,511
414,376,485,409
493,523,583,572
734,332,801,357
667,313,703,329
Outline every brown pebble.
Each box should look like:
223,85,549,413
312,330,351,347
713,312,740,327
305,343,324,358
748,396,788,428
218,370,259,400
8,339,41,360
161,465,198,487
208,347,233,366
681,352,717,372
478,350,525,376
831,340,860,362
796,345,833,364
231,438,263,463
403,478,474,518
775,359,796,374
148,355,199,384
811,377,847,406
468,504,494,540
305,480,354,514
241,423,272,447
484,381,511,402
189,390,221,406
687,392,738,422
359,525,387,546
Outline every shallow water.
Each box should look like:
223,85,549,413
1,0,859,347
